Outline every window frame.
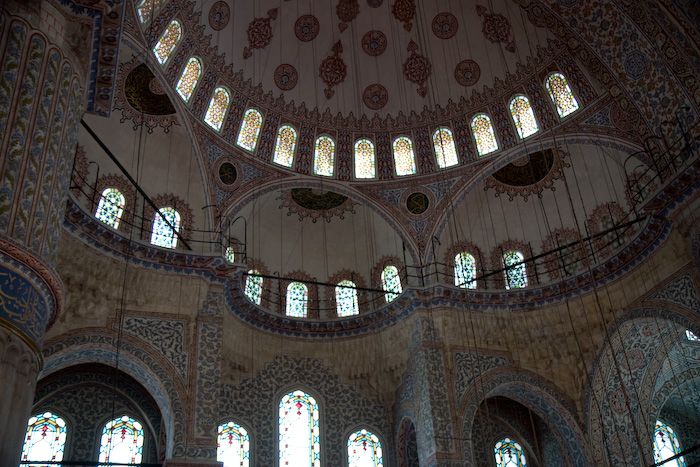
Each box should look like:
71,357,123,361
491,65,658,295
432,126,459,169
96,413,147,466
470,113,499,157
544,72,580,119
391,135,417,177
273,124,298,168
508,94,539,140
313,134,336,177
275,386,324,467
21,410,70,466
343,425,385,467
217,419,253,467
204,85,232,132
353,137,377,180
153,19,182,66
175,56,203,103
236,108,264,153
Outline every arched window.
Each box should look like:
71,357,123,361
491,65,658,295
392,136,416,176
455,252,477,289
314,136,335,176
237,108,263,151
545,73,579,118
136,0,163,24
224,247,235,264
494,437,527,467
150,206,180,249
273,125,298,167
217,421,250,467
354,138,376,179
347,428,383,467
21,412,67,466
653,421,685,467
686,330,700,341
433,127,459,169
471,114,498,156
245,270,262,305
286,282,308,318
98,415,144,465
153,20,182,65
278,390,321,467
95,187,125,229
204,87,230,131
176,57,202,102
509,96,539,139
336,280,359,317
503,251,527,290
381,265,402,303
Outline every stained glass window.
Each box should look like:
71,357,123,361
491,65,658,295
653,421,686,467
336,280,359,317
600,214,625,251
546,73,579,118
503,251,527,290
225,247,235,263
21,412,67,466
237,108,263,151
392,136,417,176
471,114,498,156
217,421,250,467
286,282,308,318
245,270,262,305
98,415,144,465
278,390,320,467
95,187,125,229
153,20,182,65
455,252,477,289
381,265,402,303
686,330,700,341
204,87,230,132
433,127,459,169
354,139,376,179
273,125,298,167
176,57,202,102
314,136,335,177
150,206,180,249
509,96,539,139
348,429,383,467
137,0,162,24
494,438,527,467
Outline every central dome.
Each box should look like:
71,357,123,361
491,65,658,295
198,0,553,119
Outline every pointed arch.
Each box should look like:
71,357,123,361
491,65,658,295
392,136,416,176
286,281,309,318
336,280,359,317
494,437,528,467
153,20,182,65
150,206,181,249
503,250,528,289
21,412,67,465
278,389,321,466
433,127,459,168
204,87,231,131
237,108,263,151
314,136,335,176
176,57,202,102
471,113,498,156
217,420,251,467
509,95,539,138
347,428,383,467
245,270,263,305
95,187,125,229
381,265,402,302
98,415,145,465
273,125,298,167
354,138,376,179
545,73,580,118
653,420,685,467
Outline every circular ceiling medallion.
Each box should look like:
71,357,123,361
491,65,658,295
454,60,481,87
148,77,166,95
363,84,388,110
209,1,230,31
367,0,383,7
274,64,298,91
219,162,237,185
406,192,429,215
295,15,320,42
361,30,387,56
432,12,458,39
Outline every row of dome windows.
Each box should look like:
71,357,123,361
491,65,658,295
149,19,581,179
22,406,692,467
242,251,529,318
